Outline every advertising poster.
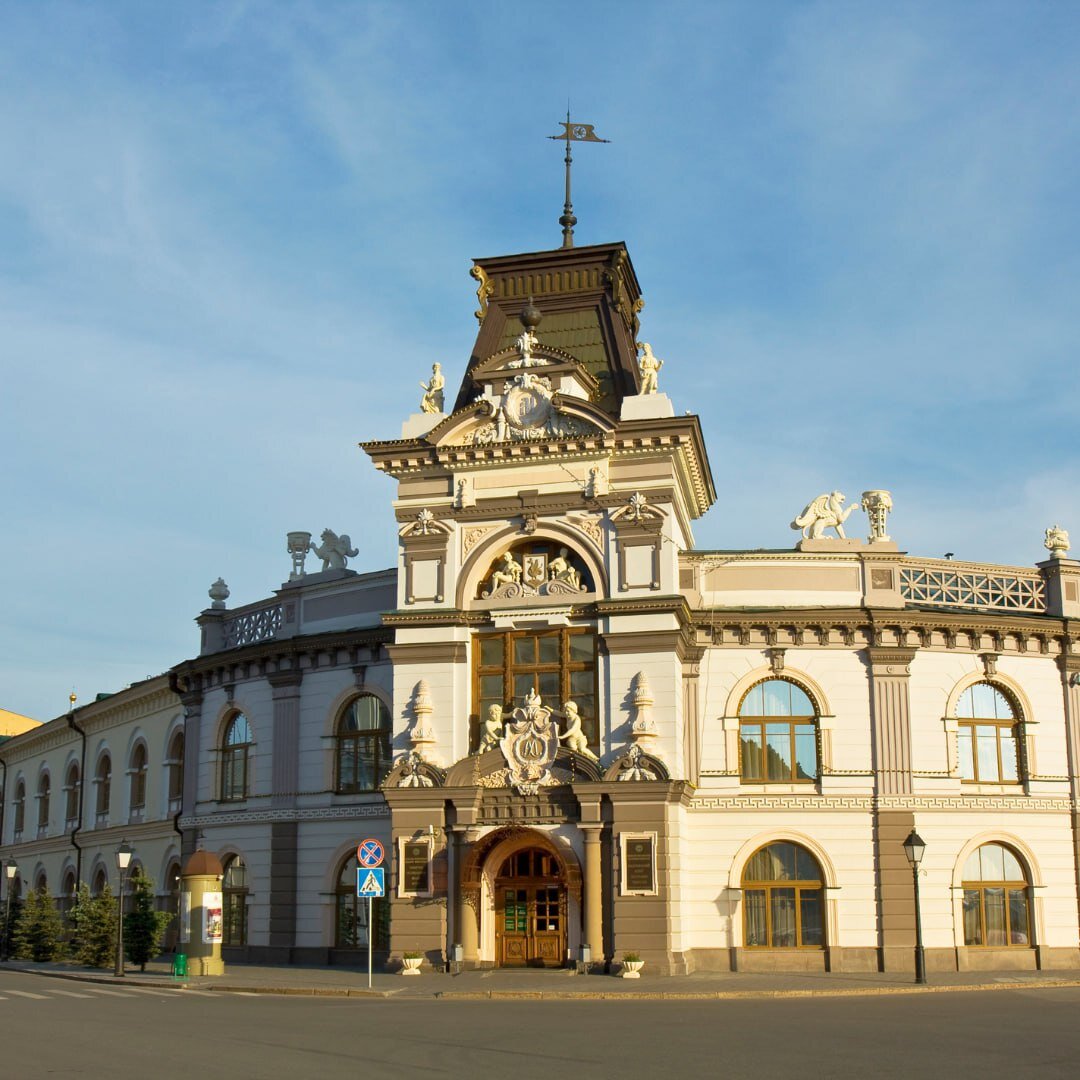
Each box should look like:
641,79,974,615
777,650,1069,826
203,890,223,944
179,890,191,944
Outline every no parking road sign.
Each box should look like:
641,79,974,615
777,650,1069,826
357,867,385,898
357,838,385,868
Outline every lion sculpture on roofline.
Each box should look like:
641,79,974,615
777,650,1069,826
311,528,359,571
791,491,862,540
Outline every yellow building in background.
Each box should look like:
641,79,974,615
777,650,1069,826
0,709,39,739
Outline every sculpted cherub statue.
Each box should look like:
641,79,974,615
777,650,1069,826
548,547,582,591
637,342,664,394
419,363,445,414
487,552,522,591
559,701,597,760
479,703,504,752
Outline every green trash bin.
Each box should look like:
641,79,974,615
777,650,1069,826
172,953,188,978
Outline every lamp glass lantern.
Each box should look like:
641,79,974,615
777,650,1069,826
902,830,926,868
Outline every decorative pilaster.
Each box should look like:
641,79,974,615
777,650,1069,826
866,646,918,971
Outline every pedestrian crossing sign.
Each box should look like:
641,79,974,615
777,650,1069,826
357,867,386,897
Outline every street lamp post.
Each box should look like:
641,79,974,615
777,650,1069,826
114,841,133,977
2,862,17,961
902,829,927,985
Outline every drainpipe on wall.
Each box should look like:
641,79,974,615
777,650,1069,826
0,755,7,852
66,710,87,886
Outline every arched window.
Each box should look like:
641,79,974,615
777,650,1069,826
13,779,25,837
95,754,112,824
64,763,81,827
91,866,108,897
739,679,819,782
34,870,47,895
742,841,824,949
335,854,389,949
60,868,77,919
962,843,1031,947
36,774,50,835
335,696,392,794
220,714,252,802
129,744,148,817
222,856,248,946
956,684,1021,784
166,730,184,812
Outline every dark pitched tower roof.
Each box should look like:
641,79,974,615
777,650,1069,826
456,241,644,416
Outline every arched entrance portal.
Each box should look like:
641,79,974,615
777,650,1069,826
494,847,566,967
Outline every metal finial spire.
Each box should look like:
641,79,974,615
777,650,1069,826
548,111,610,249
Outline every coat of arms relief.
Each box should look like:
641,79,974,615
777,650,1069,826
481,547,586,599
467,372,595,444
498,690,561,795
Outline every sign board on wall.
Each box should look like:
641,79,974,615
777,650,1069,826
399,838,433,898
203,890,224,944
620,833,658,895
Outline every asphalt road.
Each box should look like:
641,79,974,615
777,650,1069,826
4,971,1079,1079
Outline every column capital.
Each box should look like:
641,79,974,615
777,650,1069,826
866,646,917,675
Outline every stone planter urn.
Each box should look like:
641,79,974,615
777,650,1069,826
621,959,644,979
400,956,423,976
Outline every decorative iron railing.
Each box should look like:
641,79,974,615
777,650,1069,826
223,602,283,648
899,563,1046,613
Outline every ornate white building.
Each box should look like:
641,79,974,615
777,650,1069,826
3,239,1080,975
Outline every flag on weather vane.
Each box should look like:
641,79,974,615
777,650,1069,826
548,113,610,248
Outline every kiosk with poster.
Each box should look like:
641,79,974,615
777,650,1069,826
179,850,226,976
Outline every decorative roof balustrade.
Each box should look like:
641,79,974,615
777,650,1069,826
222,601,283,649
899,560,1046,614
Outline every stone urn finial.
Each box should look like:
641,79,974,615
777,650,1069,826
410,680,436,758
629,672,657,749
1045,524,1071,560
208,578,230,609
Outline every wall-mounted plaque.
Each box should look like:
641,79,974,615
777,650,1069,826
399,838,433,897
621,833,657,895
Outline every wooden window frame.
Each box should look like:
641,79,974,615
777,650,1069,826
473,626,598,751
958,719,1021,785
334,696,392,795
741,842,826,950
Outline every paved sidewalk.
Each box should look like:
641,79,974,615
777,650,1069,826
6,958,1080,1000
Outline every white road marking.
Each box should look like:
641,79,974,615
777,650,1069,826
119,986,185,997
48,989,95,999
82,987,138,997
6,990,49,999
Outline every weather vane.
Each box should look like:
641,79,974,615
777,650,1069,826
548,110,609,249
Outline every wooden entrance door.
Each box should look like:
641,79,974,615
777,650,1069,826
494,848,566,967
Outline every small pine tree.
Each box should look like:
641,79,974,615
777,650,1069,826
124,869,173,971
69,882,118,969
12,886,66,962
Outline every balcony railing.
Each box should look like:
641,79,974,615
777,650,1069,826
223,601,283,649
899,561,1046,614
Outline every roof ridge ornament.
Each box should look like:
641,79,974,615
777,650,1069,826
548,111,610,249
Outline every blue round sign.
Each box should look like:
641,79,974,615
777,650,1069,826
357,838,385,868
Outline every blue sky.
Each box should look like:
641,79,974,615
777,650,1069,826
2,1,1078,721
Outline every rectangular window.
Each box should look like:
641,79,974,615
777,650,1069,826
743,889,767,946
221,747,248,802
473,628,597,750
959,721,1020,784
740,721,818,783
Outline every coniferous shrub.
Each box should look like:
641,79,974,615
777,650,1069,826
124,869,173,971
69,882,118,969
12,886,66,961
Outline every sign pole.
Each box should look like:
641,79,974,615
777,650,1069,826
367,895,373,990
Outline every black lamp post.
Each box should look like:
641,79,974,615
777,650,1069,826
2,861,17,961
902,829,927,985
114,841,132,977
